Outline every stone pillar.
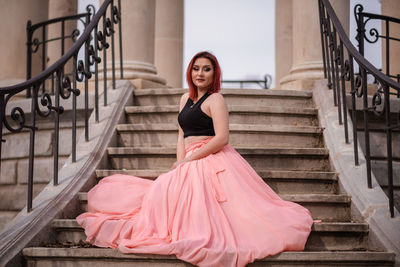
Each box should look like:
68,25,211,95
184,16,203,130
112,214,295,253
280,0,349,90
275,0,292,89
47,0,78,68
99,0,166,86
381,0,400,80
0,0,49,87
154,0,183,88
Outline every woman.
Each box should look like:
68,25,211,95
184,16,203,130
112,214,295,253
77,51,314,267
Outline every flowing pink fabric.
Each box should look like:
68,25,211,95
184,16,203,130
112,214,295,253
76,139,313,266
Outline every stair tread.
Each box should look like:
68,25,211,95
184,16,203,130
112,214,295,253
95,169,337,180
280,193,350,203
51,219,368,232
107,146,330,155
132,88,313,98
125,105,318,115
23,247,395,263
77,192,350,203
116,123,323,134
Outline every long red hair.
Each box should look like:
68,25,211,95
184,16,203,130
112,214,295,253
186,51,221,100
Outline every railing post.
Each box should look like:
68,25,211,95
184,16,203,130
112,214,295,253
361,67,372,188
0,94,5,173
118,0,123,79
326,17,338,107
94,26,100,123
103,14,108,106
27,85,38,211
111,0,116,89
41,26,47,95
332,28,343,125
339,40,349,143
383,83,394,217
26,21,33,98
85,13,91,142
72,55,78,162
53,70,61,185
385,20,390,77
349,55,359,165
318,0,327,79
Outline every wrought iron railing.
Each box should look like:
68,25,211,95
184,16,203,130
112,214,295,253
354,4,400,85
318,0,400,217
0,0,123,212
222,74,272,89
26,6,94,97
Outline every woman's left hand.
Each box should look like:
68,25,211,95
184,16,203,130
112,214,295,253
171,158,190,170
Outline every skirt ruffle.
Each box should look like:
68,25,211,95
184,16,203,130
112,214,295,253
76,139,313,267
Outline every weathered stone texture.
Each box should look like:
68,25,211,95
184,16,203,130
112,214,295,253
1,131,53,159
0,184,46,210
0,160,17,185
17,157,67,184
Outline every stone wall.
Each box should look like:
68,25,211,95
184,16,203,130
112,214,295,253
0,96,92,230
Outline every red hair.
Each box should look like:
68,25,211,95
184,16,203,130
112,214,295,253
186,51,221,100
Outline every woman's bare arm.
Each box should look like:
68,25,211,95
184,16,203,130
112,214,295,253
176,93,189,162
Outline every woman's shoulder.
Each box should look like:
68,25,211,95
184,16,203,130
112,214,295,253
179,92,190,110
179,92,190,103
208,92,226,104
180,92,190,101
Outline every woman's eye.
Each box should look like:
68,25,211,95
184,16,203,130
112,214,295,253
193,67,199,71
204,67,211,72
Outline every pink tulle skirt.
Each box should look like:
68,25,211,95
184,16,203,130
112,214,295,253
76,139,313,267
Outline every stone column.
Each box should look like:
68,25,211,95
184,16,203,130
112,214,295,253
99,0,166,86
154,0,183,88
275,0,292,89
280,0,349,90
47,0,78,68
0,0,48,87
381,0,400,80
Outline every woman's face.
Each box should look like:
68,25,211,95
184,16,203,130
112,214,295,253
191,57,214,91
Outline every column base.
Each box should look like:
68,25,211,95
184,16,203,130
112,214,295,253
280,61,324,90
98,60,167,86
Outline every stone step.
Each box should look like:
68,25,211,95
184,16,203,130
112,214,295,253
132,88,314,108
22,248,395,266
51,219,368,251
95,169,338,194
106,147,331,172
77,193,350,222
125,105,318,126
116,123,324,148
0,210,18,230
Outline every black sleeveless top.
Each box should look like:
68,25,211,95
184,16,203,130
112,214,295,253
178,93,215,138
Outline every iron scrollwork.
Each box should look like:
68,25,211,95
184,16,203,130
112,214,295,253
96,30,109,51
88,45,101,66
76,60,92,82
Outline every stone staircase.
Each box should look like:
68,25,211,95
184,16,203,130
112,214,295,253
22,88,395,266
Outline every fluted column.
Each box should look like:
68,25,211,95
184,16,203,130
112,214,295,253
275,0,292,89
381,0,400,79
99,0,165,85
47,0,77,67
280,0,349,90
0,0,48,87
154,0,183,88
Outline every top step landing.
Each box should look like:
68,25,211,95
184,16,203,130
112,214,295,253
133,88,314,108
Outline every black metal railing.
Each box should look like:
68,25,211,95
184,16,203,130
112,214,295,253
26,7,92,97
319,0,400,217
0,0,123,212
354,4,400,85
222,74,272,89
